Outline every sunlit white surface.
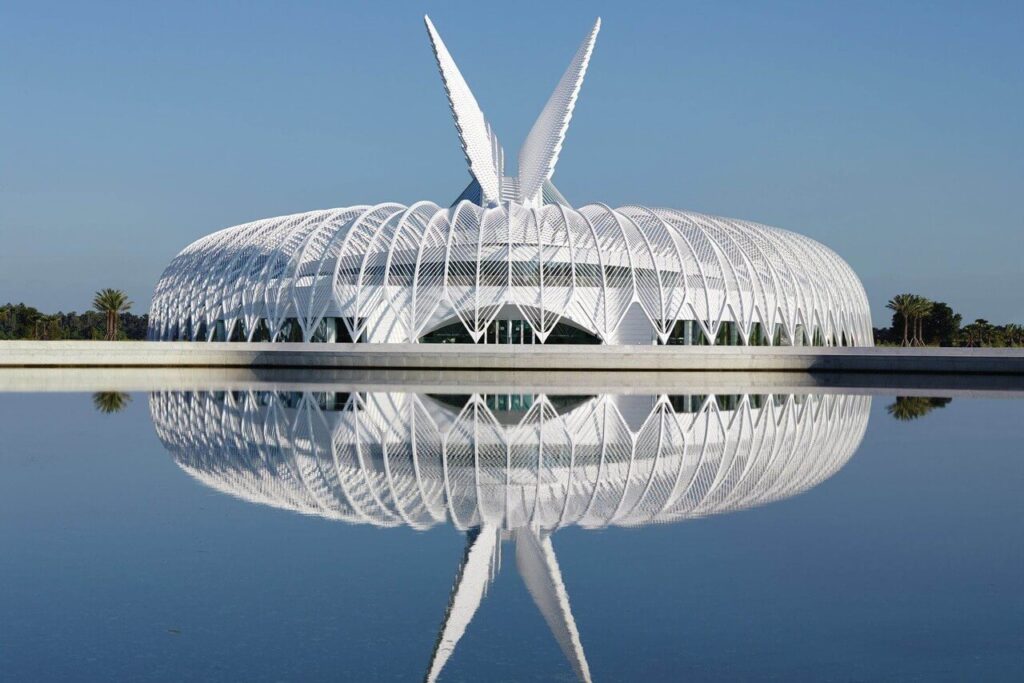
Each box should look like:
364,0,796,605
149,16,871,348
151,389,870,682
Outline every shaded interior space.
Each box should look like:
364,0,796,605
167,314,858,347
420,317,601,345
657,320,855,347
427,393,596,423
177,317,367,343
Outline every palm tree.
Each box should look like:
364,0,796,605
909,296,933,346
961,322,979,347
1004,323,1023,347
886,294,915,346
92,391,131,413
961,319,992,347
974,319,992,347
92,289,132,341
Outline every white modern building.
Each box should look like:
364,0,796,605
151,388,871,682
149,17,872,347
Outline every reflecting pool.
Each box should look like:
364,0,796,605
1,375,1022,681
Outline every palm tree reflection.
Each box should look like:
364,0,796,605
92,391,131,414
886,396,952,421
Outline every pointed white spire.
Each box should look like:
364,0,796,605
424,15,504,206
425,526,500,683
514,529,592,683
517,18,601,208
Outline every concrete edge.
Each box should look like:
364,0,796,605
2,341,1024,375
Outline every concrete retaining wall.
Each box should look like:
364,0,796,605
2,340,1024,374
4,367,1024,397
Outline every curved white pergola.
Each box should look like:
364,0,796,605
152,390,870,532
149,202,872,345
149,17,871,347
151,388,870,682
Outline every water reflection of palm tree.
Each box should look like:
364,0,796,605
92,391,131,413
886,396,951,421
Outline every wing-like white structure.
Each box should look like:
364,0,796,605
425,526,500,683
156,388,872,681
150,16,875,349
424,15,504,206
515,529,591,683
517,18,600,207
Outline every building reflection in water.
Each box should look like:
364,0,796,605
150,389,871,682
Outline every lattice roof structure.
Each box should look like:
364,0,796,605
151,388,871,682
149,17,872,347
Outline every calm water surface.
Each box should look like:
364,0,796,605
1,384,1022,681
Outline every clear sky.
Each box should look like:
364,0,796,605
1,0,1021,326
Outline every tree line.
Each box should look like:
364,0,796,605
2,288,1020,347
875,294,1022,347
1,289,144,340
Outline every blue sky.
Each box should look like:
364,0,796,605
1,0,1021,326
